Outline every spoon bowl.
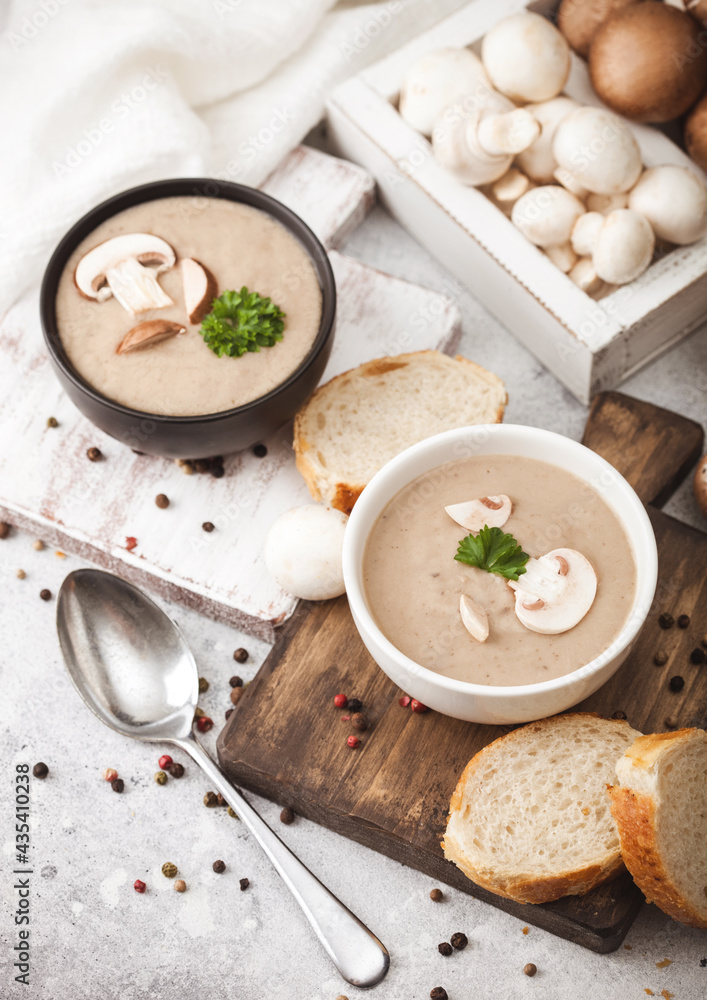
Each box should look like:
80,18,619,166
57,568,389,989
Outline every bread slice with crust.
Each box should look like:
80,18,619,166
293,351,506,515
609,728,707,928
442,713,642,905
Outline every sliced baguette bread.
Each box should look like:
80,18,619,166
442,713,642,905
609,727,707,928
293,351,506,515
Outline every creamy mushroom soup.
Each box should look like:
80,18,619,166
363,454,637,686
55,197,323,416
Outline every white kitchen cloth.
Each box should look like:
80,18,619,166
0,0,465,318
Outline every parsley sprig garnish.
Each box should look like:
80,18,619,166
200,288,285,358
455,525,529,581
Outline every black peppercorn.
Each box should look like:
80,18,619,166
194,459,210,474
690,648,706,665
229,675,244,687
677,614,690,629
39,589,52,601
155,494,170,509
659,612,675,629
430,888,444,902
669,675,685,692
438,942,453,957
32,762,48,779
280,807,295,825
347,698,363,714
252,444,267,458
210,465,225,479
169,762,185,778
524,963,537,977
450,932,468,950
202,521,215,533
86,446,102,462
612,710,627,720
351,712,369,732
430,989,448,1000
211,455,224,466
225,708,233,720
0,522,10,539
233,648,249,663
112,778,125,793
239,877,250,891
654,651,668,666
204,791,218,808
212,860,226,873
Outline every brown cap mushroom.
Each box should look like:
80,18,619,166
557,0,642,59
75,233,176,315
181,258,218,325
685,94,707,173
694,453,707,522
116,319,186,355
589,2,707,122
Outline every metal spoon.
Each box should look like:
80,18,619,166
56,568,390,989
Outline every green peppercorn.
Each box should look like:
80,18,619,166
198,677,209,693
154,770,168,785
46,416,58,428
204,791,218,808
161,862,178,879
659,612,675,629
227,806,239,819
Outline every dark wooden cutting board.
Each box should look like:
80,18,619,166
217,392,706,953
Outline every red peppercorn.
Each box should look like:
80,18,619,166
399,695,411,707
411,699,428,713
347,735,360,749
158,755,173,770
133,879,146,894
125,536,138,551
196,716,214,733
334,693,348,708
103,768,118,783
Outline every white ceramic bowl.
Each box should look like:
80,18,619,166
342,424,658,724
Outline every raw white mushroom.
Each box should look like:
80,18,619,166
516,97,580,184
628,165,707,245
459,594,490,643
181,258,217,325
553,166,589,200
592,209,654,284
568,257,604,295
264,505,348,601
510,548,597,635
545,242,578,273
399,47,491,137
445,494,512,532
491,168,532,209
586,191,629,215
512,186,585,248
74,233,176,315
570,212,605,257
481,11,571,103
552,107,642,195
433,91,540,186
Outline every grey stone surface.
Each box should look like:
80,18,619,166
1,202,706,1000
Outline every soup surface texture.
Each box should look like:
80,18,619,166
56,197,322,416
363,454,637,686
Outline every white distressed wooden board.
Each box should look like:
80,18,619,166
326,0,707,404
0,147,462,638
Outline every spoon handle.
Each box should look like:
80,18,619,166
176,732,390,989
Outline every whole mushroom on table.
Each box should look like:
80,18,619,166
396,6,707,298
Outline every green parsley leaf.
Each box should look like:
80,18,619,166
455,525,529,581
200,287,285,358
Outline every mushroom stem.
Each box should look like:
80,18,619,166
105,257,174,315
477,109,540,156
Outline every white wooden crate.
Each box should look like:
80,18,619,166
326,0,707,404
0,147,462,639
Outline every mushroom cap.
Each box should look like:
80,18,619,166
628,165,707,244
433,90,521,185
558,0,641,58
481,11,571,103
512,185,586,248
74,233,176,301
570,211,604,257
399,47,491,136
592,209,654,284
264,505,348,601
552,106,642,194
589,2,707,123
685,94,707,173
515,97,580,184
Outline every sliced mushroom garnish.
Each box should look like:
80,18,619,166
459,594,489,643
74,234,176,315
445,494,512,532
181,258,218,325
512,547,597,635
116,319,185,355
